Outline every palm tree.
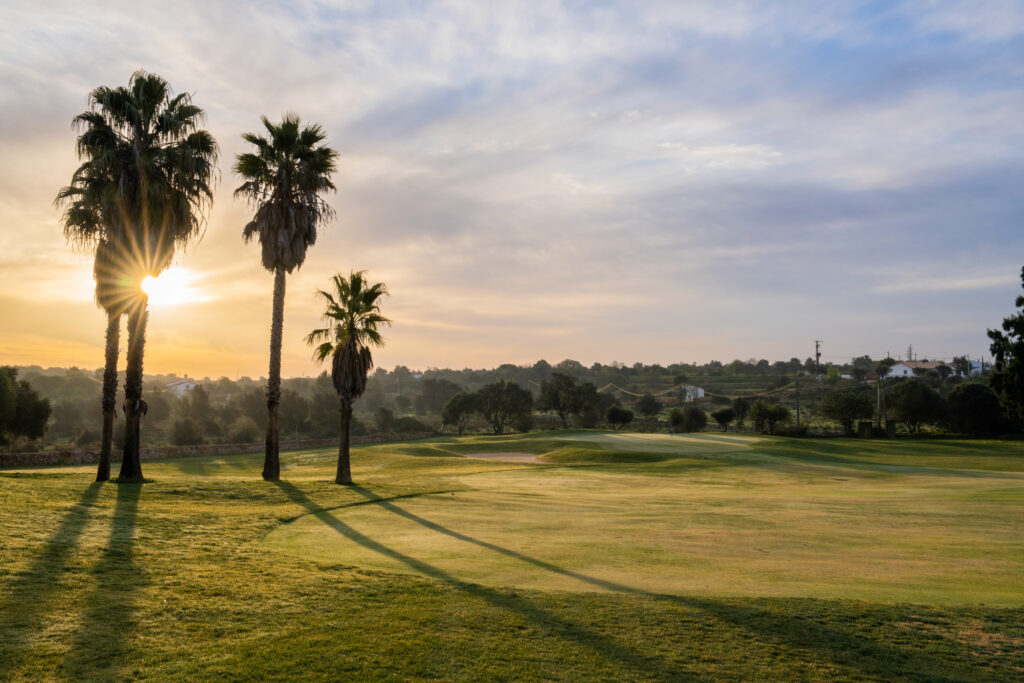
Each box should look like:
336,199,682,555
234,115,338,481
56,175,130,480
305,271,390,484
56,70,217,481
91,240,135,480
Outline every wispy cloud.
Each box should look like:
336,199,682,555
875,272,1020,293
0,1,1021,374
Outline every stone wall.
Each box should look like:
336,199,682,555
0,432,435,468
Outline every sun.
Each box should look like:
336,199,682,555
140,267,207,307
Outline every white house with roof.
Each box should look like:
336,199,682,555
164,377,197,397
885,361,944,379
885,363,916,378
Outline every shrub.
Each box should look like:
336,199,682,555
732,397,751,427
171,417,203,445
749,401,790,435
75,428,99,447
227,417,261,443
513,411,533,433
375,407,395,433
944,383,1006,435
669,406,707,433
636,394,661,418
606,405,634,430
393,415,430,433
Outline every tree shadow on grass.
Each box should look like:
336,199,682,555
61,481,141,679
291,483,1003,681
0,482,103,672
347,484,632,594
273,481,692,680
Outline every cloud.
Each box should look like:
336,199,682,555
874,271,1021,293
0,1,1021,374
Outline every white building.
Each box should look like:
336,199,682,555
164,377,197,397
885,363,916,378
680,385,705,401
885,361,944,379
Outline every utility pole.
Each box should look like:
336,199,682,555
795,375,800,430
876,376,882,428
814,340,822,375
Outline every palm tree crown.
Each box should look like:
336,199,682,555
57,69,217,279
306,271,391,401
234,114,338,272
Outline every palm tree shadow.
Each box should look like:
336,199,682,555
343,484,984,681
0,482,103,672
62,481,142,678
347,484,640,594
274,481,689,679
667,596,981,681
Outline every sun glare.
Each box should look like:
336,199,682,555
140,267,207,307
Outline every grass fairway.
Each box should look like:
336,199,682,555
2,432,1023,680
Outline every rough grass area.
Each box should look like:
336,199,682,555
1,431,1023,680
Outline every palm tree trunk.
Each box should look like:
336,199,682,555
97,311,120,482
263,266,286,482
118,299,148,481
336,400,353,485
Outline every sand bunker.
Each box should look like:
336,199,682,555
462,452,541,463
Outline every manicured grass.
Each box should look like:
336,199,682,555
1,431,1023,680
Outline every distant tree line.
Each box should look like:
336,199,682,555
11,266,1024,448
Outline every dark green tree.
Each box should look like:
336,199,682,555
819,386,874,435
416,379,463,415
170,417,203,446
944,383,1006,435
605,405,633,431
888,380,945,435
988,267,1024,421
235,114,338,481
476,380,533,435
711,407,735,431
56,70,216,480
442,392,479,436
375,406,396,433
749,401,790,435
732,397,751,427
636,393,660,419
670,405,707,433
538,372,578,428
0,368,51,444
572,382,602,428
305,271,390,484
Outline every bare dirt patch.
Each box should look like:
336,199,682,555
462,452,541,463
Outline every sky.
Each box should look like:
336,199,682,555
1,1,1022,378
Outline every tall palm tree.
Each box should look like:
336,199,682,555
234,115,338,481
305,271,390,484
92,241,135,480
57,70,217,481
57,170,130,480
